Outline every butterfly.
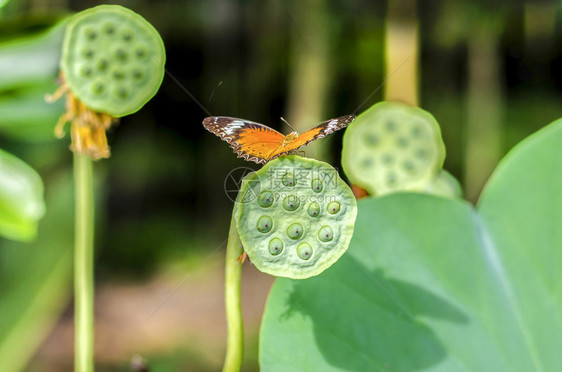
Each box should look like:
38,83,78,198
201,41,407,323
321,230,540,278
202,115,356,164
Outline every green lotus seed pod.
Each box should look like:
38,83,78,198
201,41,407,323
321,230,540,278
234,155,357,279
342,101,446,195
60,5,165,117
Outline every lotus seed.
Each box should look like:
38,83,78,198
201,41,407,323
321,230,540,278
311,179,323,193
416,149,427,158
282,172,296,187
80,66,93,77
327,201,340,214
103,22,116,35
115,86,129,98
122,30,133,41
297,243,313,260
286,223,303,239
135,46,147,59
365,134,379,146
268,238,284,256
112,69,125,80
257,216,273,233
258,191,274,208
403,160,415,172
397,137,409,147
361,158,373,168
318,226,333,242
132,68,144,80
85,28,97,40
387,172,397,185
386,120,396,132
411,125,422,138
283,195,300,211
382,154,394,165
115,48,128,62
96,58,108,71
307,202,320,217
91,82,104,94
82,48,95,59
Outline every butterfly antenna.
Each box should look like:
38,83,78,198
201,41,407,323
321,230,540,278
280,117,297,132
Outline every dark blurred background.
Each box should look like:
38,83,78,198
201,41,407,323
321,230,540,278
0,0,561,370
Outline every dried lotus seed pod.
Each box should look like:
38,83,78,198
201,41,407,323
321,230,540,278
60,5,165,117
342,101,446,195
234,156,357,279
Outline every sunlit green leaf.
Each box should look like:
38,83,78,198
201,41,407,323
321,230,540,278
0,149,45,241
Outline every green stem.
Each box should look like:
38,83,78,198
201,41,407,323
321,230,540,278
223,215,244,372
74,154,94,372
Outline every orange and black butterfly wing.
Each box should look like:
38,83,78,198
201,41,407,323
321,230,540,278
202,116,285,164
268,114,356,160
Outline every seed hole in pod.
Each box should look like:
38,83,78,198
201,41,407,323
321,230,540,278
91,81,105,95
268,238,284,256
84,28,97,40
96,58,108,71
311,179,323,193
80,66,93,77
403,160,416,172
365,133,379,147
121,29,134,42
282,172,296,187
115,86,129,99
283,195,300,211
416,148,428,159
115,48,128,62
258,191,274,208
132,68,144,80
397,137,409,148
103,22,116,35
318,226,334,242
411,125,423,138
135,46,148,59
112,69,125,80
361,157,373,168
308,202,320,217
82,48,95,59
286,223,303,240
387,172,397,186
327,201,341,214
257,216,273,233
386,120,397,132
382,153,395,165
297,243,313,260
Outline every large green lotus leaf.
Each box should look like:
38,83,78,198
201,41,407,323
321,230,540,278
260,119,562,371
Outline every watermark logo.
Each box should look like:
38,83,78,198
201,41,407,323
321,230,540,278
223,167,261,203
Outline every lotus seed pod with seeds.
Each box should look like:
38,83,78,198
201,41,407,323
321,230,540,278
61,5,165,117
234,156,357,279
342,101,446,196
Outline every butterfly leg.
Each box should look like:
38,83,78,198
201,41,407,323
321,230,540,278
237,251,247,265
296,149,307,157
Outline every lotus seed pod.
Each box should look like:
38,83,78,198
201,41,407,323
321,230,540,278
423,170,462,198
234,156,357,279
341,101,446,195
60,5,165,117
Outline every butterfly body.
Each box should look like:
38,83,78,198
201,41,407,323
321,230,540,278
203,115,355,164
